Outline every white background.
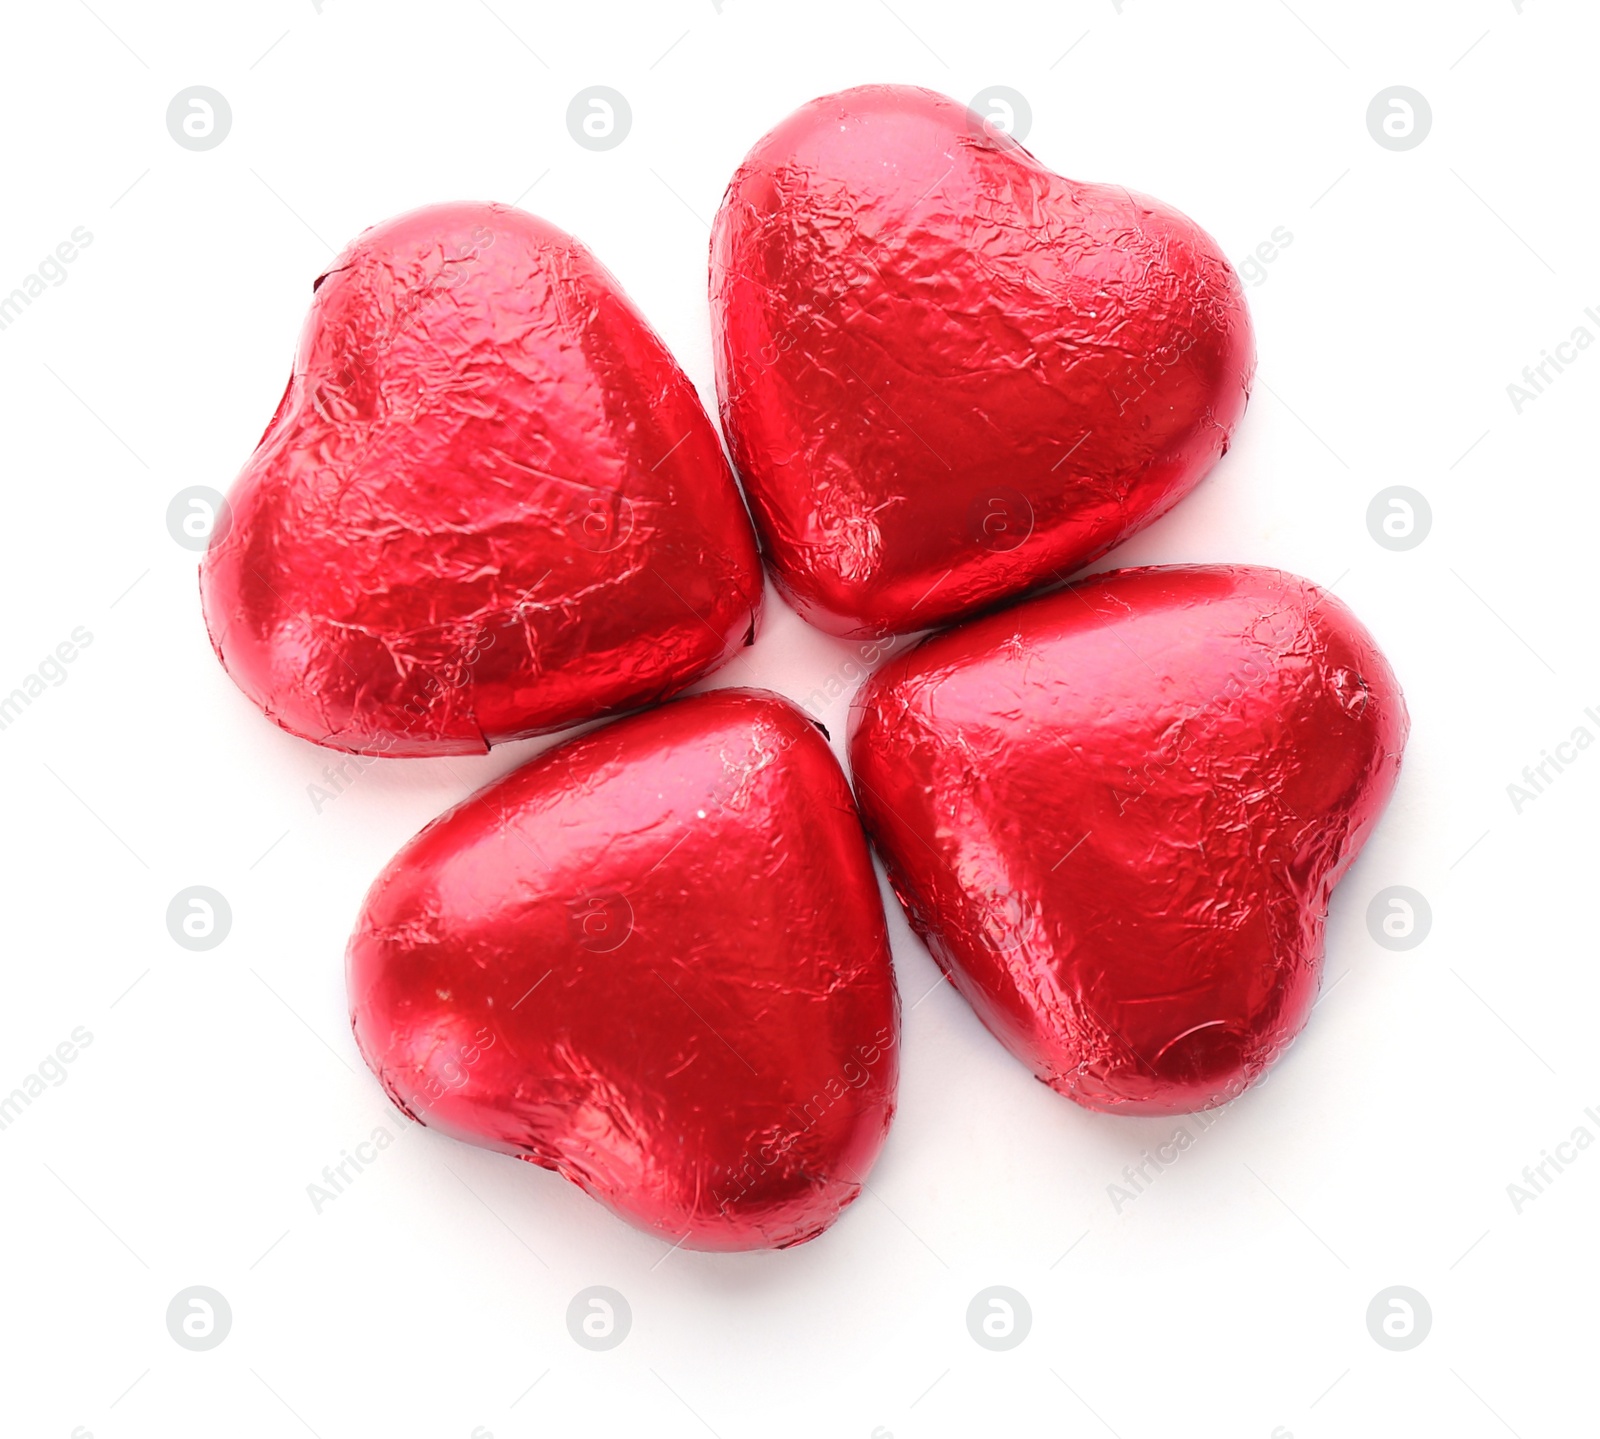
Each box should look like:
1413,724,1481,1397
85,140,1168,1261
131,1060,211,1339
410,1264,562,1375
0,1,1592,1435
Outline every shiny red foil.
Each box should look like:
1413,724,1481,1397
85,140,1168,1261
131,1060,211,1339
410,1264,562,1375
711,85,1256,639
849,567,1406,1115
202,202,762,756
348,689,900,1249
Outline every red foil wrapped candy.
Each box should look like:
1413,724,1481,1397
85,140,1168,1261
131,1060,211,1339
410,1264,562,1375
849,566,1407,1115
348,689,900,1249
711,85,1255,638
202,202,762,756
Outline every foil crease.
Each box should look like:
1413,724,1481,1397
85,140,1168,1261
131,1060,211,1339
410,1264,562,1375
348,689,900,1249
848,566,1407,1115
203,202,763,755
711,85,1256,638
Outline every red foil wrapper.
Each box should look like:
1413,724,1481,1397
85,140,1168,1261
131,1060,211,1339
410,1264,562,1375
348,689,900,1250
202,202,763,756
849,567,1406,1115
711,86,1255,639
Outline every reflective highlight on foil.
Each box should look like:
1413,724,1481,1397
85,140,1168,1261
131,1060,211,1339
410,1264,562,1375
712,85,1256,638
849,566,1407,1115
203,202,763,756
348,689,900,1249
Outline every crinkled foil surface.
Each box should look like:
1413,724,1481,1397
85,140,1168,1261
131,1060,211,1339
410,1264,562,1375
711,85,1257,639
849,566,1407,1115
202,202,762,756
348,689,900,1249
